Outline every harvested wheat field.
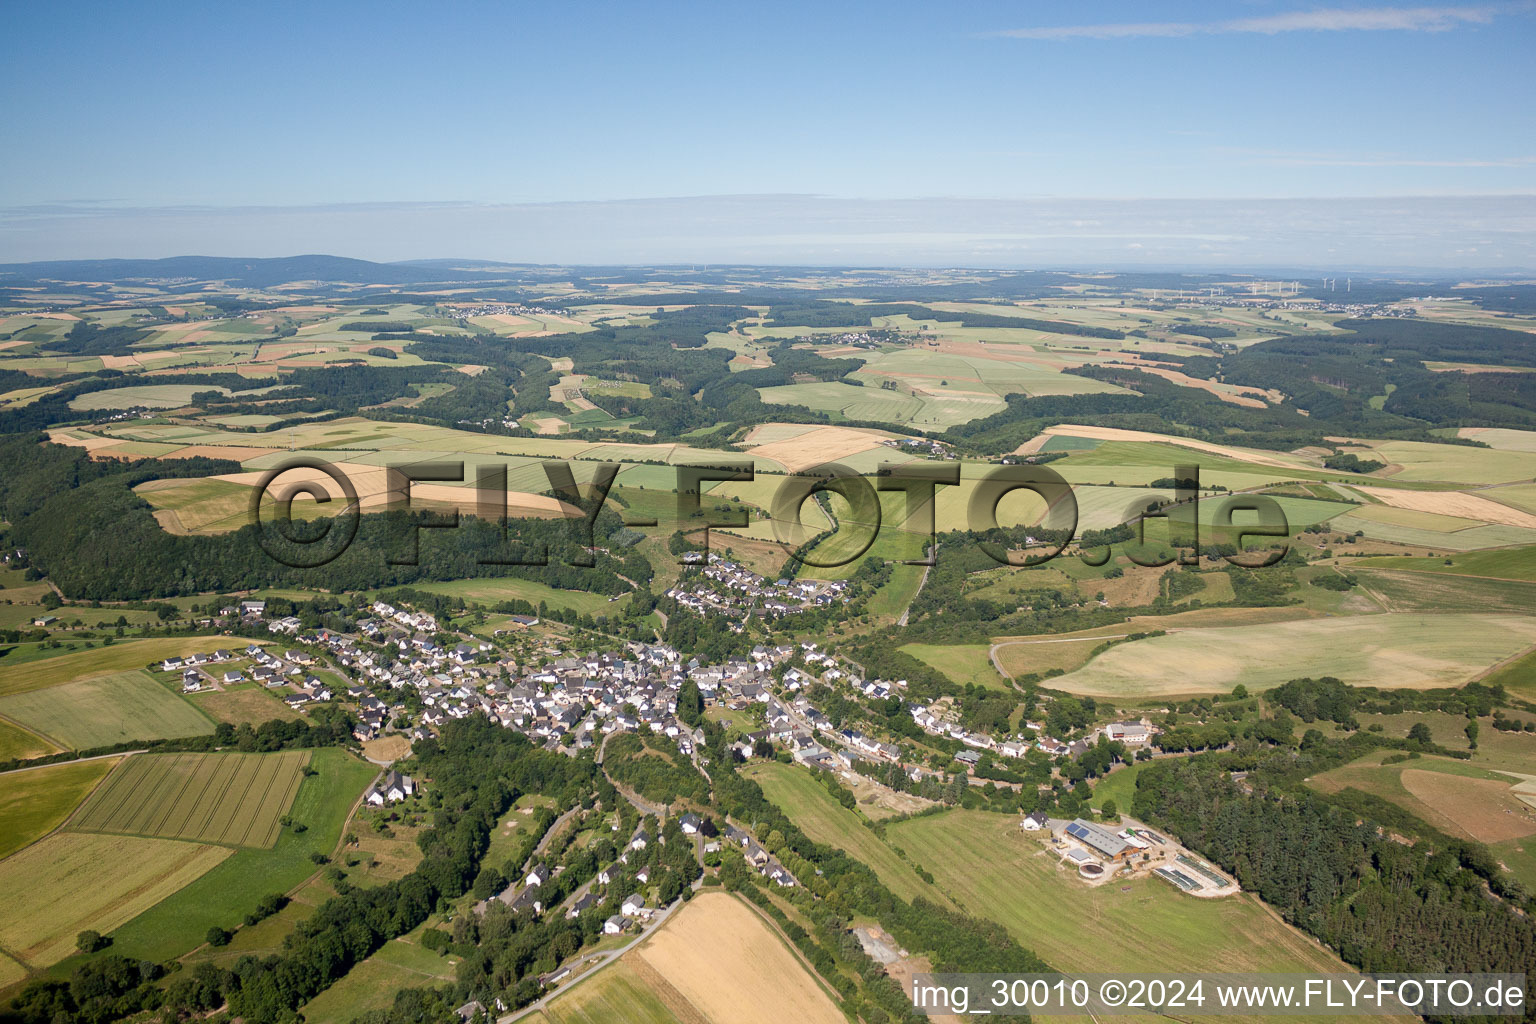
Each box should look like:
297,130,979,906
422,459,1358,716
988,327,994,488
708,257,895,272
1020,424,1311,470
1346,484,1536,529
0,832,230,968
744,424,897,473
1399,770,1536,843
633,892,843,1024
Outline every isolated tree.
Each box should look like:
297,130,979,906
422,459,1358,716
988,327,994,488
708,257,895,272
1408,722,1433,745
76,929,107,953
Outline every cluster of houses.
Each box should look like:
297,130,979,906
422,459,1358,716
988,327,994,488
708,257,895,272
449,301,572,320
878,436,956,459
161,648,245,692
666,558,851,621
909,702,1156,770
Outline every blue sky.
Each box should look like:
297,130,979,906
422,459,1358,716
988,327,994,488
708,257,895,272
2,1,1533,265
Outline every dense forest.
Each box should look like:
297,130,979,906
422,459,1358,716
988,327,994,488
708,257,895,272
0,434,650,600
1133,749,1536,1021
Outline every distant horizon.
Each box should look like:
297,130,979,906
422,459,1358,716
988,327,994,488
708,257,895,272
4,193,1534,274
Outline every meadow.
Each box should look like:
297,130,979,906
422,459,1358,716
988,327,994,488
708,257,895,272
1046,613,1536,697
0,636,264,697
0,671,216,749
900,642,1010,690
300,931,461,1024
1356,544,1536,581
742,761,944,905
885,811,1386,1001
69,750,311,848
0,757,120,858
407,576,626,615
187,684,302,725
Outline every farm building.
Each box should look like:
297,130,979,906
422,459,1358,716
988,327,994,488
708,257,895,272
365,770,416,805
1063,818,1130,862
1020,811,1049,832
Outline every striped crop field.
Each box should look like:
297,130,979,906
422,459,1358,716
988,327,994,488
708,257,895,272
69,750,310,848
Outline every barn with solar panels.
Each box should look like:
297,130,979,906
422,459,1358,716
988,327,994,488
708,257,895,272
1063,818,1130,862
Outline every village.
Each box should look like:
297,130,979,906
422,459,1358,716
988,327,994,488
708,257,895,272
665,556,852,621
208,594,1172,835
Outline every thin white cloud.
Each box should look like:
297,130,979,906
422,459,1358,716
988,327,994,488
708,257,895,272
994,5,1497,40
1231,149,1536,167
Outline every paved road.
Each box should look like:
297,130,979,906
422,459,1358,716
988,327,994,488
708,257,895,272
987,633,1132,681
497,879,701,1024
0,749,144,775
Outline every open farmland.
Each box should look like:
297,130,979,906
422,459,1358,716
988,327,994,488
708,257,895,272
1348,440,1536,485
0,832,231,969
0,757,120,859
407,576,625,615
69,750,310,847
1307,752,1536,845
0,636,266,697
99,747,377,962
631,892,844,1024
742,761,944,905
1046,613,1536,697
537,959,683,1024
0,717,60,761
1356,544,1536,582
845,347,1134,399
758,379,1007,428
68,383,233,410
0,671,215,749
885,810,1391,1015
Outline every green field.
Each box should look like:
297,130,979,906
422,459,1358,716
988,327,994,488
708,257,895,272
1088,762,1148,813
406,576,625,615
0,716,60,761
900,643,1010,690
742,761,943,905
886,811,1370,982
1357,545,1536,581
0,671,216,750
0,832,232,969
758,380,1005,428
1482,647,1536,701
0,757,119,859
1047,613,1536,697
1357,440,1536,486
1331,512,1536,551
537,960,683,1024
98,747,377,962
0,636,264,697
846,347,1133,399
69,750,310,848
1352,569,1536,615
68,384,232,411
301,932,461,1024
